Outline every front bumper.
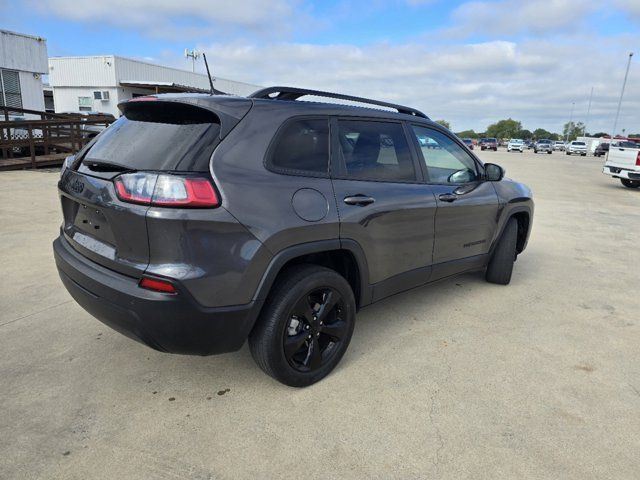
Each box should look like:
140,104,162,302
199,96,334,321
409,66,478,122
603,166,640,181
53,236,260,355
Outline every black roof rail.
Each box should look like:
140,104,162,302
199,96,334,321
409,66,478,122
249,86,429,119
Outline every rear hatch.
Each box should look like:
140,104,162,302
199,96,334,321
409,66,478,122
58,96,251,277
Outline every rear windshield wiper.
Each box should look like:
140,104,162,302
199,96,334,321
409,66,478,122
83,160,134,173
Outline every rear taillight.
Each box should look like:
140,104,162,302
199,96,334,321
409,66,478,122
114,172,219,208
139,277,177,294
636,151,640,166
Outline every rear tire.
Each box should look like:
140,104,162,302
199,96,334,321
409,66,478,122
547,151,552,154
486,218,518,285
249,265,356,387
621,179,640,188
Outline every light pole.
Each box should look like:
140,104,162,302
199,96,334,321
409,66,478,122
584,86,593,138
565,101,575,143
612,52,634,139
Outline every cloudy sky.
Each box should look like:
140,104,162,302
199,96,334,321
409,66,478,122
3,0,639,133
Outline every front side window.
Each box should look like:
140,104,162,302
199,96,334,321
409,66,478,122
411,125,479,184
336,120,416,182
269,119,329,174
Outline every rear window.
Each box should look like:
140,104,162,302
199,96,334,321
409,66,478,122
80,101,220,172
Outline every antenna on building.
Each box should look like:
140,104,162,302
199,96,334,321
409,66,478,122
202,53,215,95
184,48,200,73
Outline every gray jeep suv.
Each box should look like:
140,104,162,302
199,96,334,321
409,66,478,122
53,87,534,386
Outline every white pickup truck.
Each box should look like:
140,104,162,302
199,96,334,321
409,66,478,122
603,141,640,188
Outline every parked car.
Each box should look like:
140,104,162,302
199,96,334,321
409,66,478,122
593,142,610,157
566,141,587,156
602,141,640,188
525,140,535,149
53,87,533,387
480,138,498,151
533,139,553,154
462,138,474,150
507,139,525,152
553,141,566,151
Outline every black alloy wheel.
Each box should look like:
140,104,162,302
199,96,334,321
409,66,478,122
283,288,347,372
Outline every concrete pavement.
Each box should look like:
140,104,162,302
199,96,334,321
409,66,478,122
1,150,639,479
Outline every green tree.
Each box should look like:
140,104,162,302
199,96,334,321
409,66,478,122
435,119,450,130
486,118,522,140
592,132,609,138
533,128,554,140
515,129,532,140
456,129,477,139
563,121,585,141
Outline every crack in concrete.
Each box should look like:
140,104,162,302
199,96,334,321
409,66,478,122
0,300,73,328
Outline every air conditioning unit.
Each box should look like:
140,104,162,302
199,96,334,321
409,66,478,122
93,91,110,101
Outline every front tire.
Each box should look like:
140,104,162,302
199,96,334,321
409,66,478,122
486,218,518,285
621,179,640,188
249,265,356,387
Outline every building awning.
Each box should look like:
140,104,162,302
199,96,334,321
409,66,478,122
119,80,225,94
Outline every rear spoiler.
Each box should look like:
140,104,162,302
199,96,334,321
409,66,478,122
118,95,253,138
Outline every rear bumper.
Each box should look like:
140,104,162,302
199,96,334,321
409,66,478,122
53,235,260,355
603,166,640,180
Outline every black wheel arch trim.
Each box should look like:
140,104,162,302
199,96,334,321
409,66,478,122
251,238,372,311
489,204,533,256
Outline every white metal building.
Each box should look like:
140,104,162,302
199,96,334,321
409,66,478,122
48,55,261,116
0,30,48,113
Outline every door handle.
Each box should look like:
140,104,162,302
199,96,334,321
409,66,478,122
344,195,375,206
438,193,458,202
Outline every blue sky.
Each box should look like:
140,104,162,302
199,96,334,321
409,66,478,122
3,0,639,132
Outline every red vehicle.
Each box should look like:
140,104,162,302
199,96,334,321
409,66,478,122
480,138,498,151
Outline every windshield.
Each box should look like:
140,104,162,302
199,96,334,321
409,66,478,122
572,142,586,146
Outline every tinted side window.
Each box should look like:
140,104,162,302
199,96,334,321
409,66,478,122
336,120,416,182
411,126,479,184
270,119,329,174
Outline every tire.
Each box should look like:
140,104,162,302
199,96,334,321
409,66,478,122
493,147,498,151
533,149,538,154
547,151,552,154
621,179,640,188
566,151,570,155
486,218,518,285
248,264,356,387
581,153,586,156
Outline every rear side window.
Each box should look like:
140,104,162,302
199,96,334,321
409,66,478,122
80,101,220,172
336,120,416,182
269,119,329,175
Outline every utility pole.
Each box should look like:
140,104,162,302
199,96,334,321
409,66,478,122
612,52,634,139
184,48,200,73
565,101,575,142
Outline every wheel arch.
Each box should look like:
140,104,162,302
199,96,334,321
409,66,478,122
490,206,532,256
252,239,371,312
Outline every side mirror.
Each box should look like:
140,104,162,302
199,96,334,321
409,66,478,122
447,169,475,184
484,163,504,181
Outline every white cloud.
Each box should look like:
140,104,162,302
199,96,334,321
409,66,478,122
27,0,303,39
450,0,601,36
179,36,639,133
